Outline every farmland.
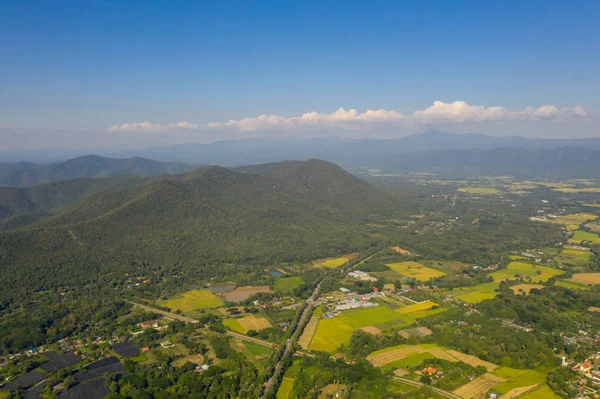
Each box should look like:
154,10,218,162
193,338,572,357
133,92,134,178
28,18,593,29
520,385,562,399
489,261,562,283
554,187,600,193
274,276,304,292
396,300,437,314
309,306,414,353
158,289,223,312
453,373,506,399
511,284,544,295
491,367,547,395
567,273,600,286
458,187,501,195
570,230,600,245
385,261,446,281
550,213,597,230
555,248,593,268
555,280,590,290
223,314,272,333
220,286,273,302
456,282,500,303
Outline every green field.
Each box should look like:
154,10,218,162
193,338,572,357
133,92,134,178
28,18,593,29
385,261,445,281
396,300,437,314
309,306,413,353
555,280,591,290
274,276,304,292
489,262,562,283
318,257,351,268
276,377,294,399
456,282,500,303
556,248,592,268
244,341,272,356
520,385,562,399
381,352,436,370
570,230,600,245
551,213,597,230
159,289,223,312
491,367,546,395
458,187,501,195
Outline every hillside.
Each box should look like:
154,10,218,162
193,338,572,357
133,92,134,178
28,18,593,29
0,160,413,306
0,155,194,187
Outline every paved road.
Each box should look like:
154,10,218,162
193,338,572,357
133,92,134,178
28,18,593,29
393,376,464,399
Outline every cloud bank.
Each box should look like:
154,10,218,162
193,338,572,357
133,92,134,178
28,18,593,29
107,100,588,134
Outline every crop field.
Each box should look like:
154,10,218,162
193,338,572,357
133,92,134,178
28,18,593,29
385,261,445,281
491,367,546,395
396,300,437,314
520,385,562,399
223,314,271,333
298,317,319,349
458,187,501,195
556,280,590,290
551,213,597,230
220,286,273,302
556,248,593,267
277,377,294,399
489,262,562,283
555,187,600,193
570,230,600,245
567,273,600,285
159,289,223,312
274,276,304,292
318,257,350,268
584,203,600,208
309,306,413,353
511,284,544,295
456,282,500,303
453,373,506,399
446,350,498,371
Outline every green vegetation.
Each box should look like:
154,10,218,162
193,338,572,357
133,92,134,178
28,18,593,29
159,290,224,312
489,261,563,283
570,230,600,244
385,261,445,281
274,276,304,292
458,187,501,195
456,282,500,303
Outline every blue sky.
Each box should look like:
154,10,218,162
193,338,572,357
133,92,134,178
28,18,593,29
1,0,599,148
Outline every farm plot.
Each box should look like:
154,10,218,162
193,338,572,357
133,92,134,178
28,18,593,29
556,280,590,290
299,317,319,349
556,248,593,268
511,284,544,295
456,282,500,303
453,373,506,399
158,289,223,312
551,213,597,230
567,273,600,286
223,314,271,333
396,300,437,314
446,350,498,371
220,286,273,302
385,261,445,281
520,384,562,399
570,230,600,245
367,344,466,369
458,187,501,195
274,276,304,292
490,262,562,283
491,367,546,395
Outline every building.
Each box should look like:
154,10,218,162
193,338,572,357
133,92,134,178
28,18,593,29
339,287,351,294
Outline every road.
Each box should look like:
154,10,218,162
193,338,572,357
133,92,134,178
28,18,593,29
393,377,463,399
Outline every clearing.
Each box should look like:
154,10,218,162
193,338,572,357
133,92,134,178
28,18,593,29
511,284,544,295
385,261,445,281
159,289,223,312
274,276,304,292
223,314,272,333
220,286,273,302
567,273,600,286
453,373,506,399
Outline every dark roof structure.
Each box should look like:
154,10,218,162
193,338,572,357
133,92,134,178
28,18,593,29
112,341,139,358
58,379,110,399
39,351,81,372
24,381,48,398
2,370,45,392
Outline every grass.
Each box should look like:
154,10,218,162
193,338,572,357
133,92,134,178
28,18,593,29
568,273,600,286
244,341,272,356
309,306,412,353
396,300,437,314
274,276,304,292
491,367,546,394
511,284,544,295
570,230,600,245
556,280,591,290
551,213,597,230
317,257,352,268
456,282,500,303
490,262,563,283
555,187,600,193
385,261,445,281
223,314,271,333
556,248,593,268
458,187,501,195
381,352,435,370
520,385,562,399
159,289,223,312
277,378,294,399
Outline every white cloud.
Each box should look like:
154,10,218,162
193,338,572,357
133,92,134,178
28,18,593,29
106,101,588,133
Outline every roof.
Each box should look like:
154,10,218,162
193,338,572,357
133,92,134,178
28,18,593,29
39,351,81,372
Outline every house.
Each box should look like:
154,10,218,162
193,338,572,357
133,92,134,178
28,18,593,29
339,287,351,294
421,367,437,375
141,347,150,352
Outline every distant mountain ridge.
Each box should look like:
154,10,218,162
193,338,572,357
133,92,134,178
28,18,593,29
0,155,195,187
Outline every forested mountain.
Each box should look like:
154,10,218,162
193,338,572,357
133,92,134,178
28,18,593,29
0,155,194,187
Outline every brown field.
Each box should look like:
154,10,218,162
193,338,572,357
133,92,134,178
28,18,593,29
393,368,410,377
220,286,273,302
391,246,415,255
446,350,498,371
367,346,422,367
453,373,506,399
318,384,343,399
398,327,432,339
501,384,539,398
511,284,544,295
589,307,600,312
360,326,382,335
172,354,204,367
567,273,600,286
427,347,458,362
299,317,319,349
238,314,272,331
